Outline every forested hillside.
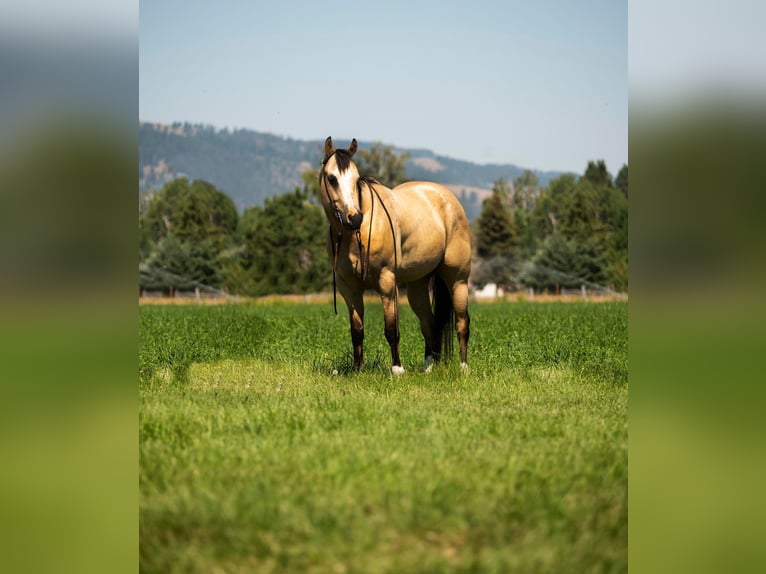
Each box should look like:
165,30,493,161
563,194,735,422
139,122,563,217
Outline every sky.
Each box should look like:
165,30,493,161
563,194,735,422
140,0,627,174
629,0,766,102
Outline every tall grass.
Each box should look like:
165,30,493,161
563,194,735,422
140,301,627,573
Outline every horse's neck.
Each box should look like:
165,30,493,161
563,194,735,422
365,181,400,254
363,180,394,216
359,179,376,215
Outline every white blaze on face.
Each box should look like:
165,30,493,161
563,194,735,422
335,165,359,214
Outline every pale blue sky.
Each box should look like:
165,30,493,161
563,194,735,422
140,0,627,173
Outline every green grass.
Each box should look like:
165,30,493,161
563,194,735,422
140,301,627,573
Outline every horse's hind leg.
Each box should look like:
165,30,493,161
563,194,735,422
452,280,471,370
406,277,436,371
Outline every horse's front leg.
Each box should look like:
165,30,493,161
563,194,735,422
379,270,403,375
338,277,365,371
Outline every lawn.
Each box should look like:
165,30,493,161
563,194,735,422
140,300,627,573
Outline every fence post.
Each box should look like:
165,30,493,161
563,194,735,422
581,284,587,302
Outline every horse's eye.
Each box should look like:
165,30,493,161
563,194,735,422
327,175,338,186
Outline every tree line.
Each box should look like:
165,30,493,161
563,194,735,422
139,144,627,296
474,160,628,292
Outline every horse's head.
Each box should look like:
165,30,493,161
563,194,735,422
320,136,363,231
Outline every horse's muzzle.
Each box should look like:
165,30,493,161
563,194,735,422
346,211,363,230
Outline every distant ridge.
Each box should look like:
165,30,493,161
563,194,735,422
139,122,565,219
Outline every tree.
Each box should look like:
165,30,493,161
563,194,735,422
235,188,330,296
356,142,410,187
531,174,577,239
475,178,519,259
141,234,224,293
302,169,322,203
583,160,613,187
140,178,238,246
519,232,607,291
139,178,239,293
471,255,519,291
511,170,539,259
523,162,627,292
473,178,522,290
519,232,578,291
512,170,538,211
615,164,628,197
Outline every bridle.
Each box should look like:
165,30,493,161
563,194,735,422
319,153,399,321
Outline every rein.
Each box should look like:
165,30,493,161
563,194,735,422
368,182,399,331
329,227,342,314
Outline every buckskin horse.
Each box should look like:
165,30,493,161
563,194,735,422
319,137,471,374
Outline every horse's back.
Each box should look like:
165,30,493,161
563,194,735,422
391,181,472,281
393,181,468,233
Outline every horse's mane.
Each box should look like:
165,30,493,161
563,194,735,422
360,175,380,187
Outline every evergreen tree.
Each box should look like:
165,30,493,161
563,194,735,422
139,177,239,293
583,159,613,187
519,232,607,291
475,178,518,258
236,188,330,296
615,164,628,197
521,162,627,292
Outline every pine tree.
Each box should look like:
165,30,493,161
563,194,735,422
475,179,518,258
139,178,239,293
236,188,330,296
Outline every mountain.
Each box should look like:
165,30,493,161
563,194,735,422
139,122,565,220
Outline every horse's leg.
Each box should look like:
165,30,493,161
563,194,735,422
378,269,404,375
439,227,472,372
451,280,471,371
337,277,365,371
406,276,436,372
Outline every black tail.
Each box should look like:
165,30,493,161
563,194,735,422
432,274,454,362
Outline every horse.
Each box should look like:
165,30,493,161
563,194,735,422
319,136,472,374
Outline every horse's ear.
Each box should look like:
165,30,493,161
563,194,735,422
324,137,335,157
348,138,358,156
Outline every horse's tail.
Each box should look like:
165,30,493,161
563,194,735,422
432,274,454,362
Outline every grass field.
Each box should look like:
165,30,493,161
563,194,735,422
140,300,627,573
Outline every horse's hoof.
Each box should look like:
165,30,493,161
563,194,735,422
460,362,469,374
392,365,405,376
424,355,434,373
